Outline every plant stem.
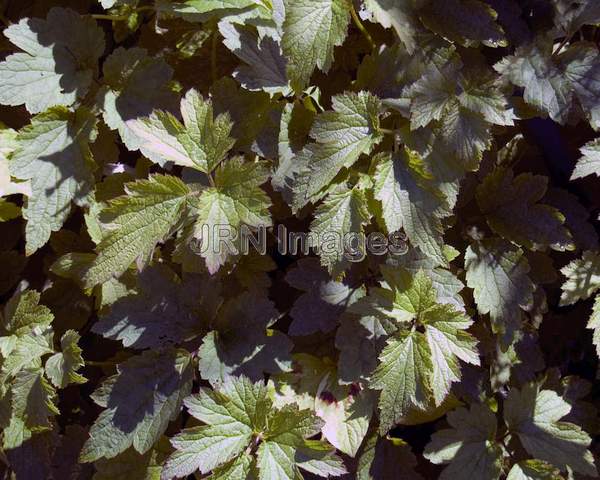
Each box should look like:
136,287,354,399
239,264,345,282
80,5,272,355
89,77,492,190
349,2,375,51
379,128,396,135
552,32,575,57
87,360,118,367
91,13,129,21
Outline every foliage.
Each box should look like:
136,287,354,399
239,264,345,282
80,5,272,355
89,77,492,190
0,0,600,478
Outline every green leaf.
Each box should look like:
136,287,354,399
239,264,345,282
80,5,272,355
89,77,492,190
423,403,503,480
93,438,171,480
0,124,30,198
0,290,54,384
356,433,423,480
189,157,272,273
559,250,600,305
286,258,365,336
360,270,479,432
0,7,105,113
496,39,600,129
292,91,383,209
586,295,600,358
476,167,574,252
419,0,507,48
504,383,598,476
82,174,191,288
99,47,178,154
309,184,370,275
129,88,235,172
220,22,291,95
162,376,344,479
45,330,86,389
281,0,350,90
572,138,600,179
198,293,292,384
363,0,420,54
465,238,535,339
10,106,98,255
270,354,374,457
93,265,219,349
405,51,513,165
506,460,564,480
80,348,194,462
373,150,450,266
11,368,58,431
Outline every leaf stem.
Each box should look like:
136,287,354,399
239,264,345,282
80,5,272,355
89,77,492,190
552,33,575,57
86,360,118,367
91,13,129,21
91,6,156,22
349,2,375,51
379,128,396,135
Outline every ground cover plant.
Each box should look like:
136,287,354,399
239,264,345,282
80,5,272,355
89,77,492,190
1,0,600,478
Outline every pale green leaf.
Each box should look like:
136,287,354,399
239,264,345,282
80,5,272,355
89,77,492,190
130,88,234,172
572,138,600,180
477,168,574,251
10,107,98,255
80,348,194,462
465,238,535,338
281,0,350,90
292,91,382,210
559,250,600,306
373,150,449,266
82,174,190,288
99,47,177,154
0,7,105,113
45,330,86,389
309,184,370,275
189,157,271,273
424,403,503,480
504,383,598,476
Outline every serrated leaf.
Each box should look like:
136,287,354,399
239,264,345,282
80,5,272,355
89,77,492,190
80,348,194,462
99,47,178,154
572,138,600,179
198,293,292,384
292,91,383,209
286,258,365,336
270,354,374,457
162,376,344,480
504,383,598,476
45,330,86,388
506,460,564,480
129,88,235,172
220,22,290,95
373,150,449,266
11,368,58,431
281,0,350,90
423,403,503,480
358,270,479,432
10,106,98,255
82,174,191,288
356,433,423,480
477,167,574,251
465,238,535,339
559,250,600,306
189,157,272,273
309,184,370,275
419,0,507,48
0,7,105,113
92,265,219,349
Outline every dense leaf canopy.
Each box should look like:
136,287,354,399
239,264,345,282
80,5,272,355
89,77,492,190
1,0,600,479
